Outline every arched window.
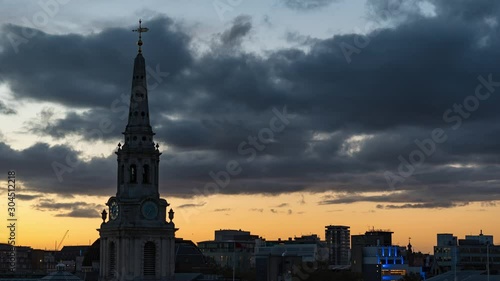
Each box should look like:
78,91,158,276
142,165,150,184
143,241,156,276
130,165,137,183
120,165,124,184
109,242,116,277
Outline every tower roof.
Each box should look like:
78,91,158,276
122,20,156,150
113,19,161,200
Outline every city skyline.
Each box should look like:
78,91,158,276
1,0,500,254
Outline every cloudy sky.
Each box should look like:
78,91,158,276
1,0,500,252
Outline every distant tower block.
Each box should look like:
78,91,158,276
98,20,177,281
325,225,351,266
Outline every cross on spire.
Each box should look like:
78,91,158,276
132,19,149,53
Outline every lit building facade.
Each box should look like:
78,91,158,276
352,229,394,273
363,246,422,281
352,230,424,281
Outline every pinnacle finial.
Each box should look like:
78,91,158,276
132,19,149,53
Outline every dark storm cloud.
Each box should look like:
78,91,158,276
177,202,207,209
367,0,500,23
0,141,115,197
377,202,469,209
26,107,125,141
34,199,92,210
281,0,340,11
285,32,320,46
319,183,500,208
2,5,500,209
0,100,16,115
430,0,500,21
0,17,191,109
16,194,43,201
34,199,101,218
220,15,252,47
213,208,231,212
55,208,100,218
274,203,289,208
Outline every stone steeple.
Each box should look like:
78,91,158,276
116,20,160,200
98,20,176,281
125,19,152,132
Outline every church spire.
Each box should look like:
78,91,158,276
99,20,176,281
116,19,160,199
124,20,155,147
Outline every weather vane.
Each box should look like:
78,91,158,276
132,19,149,53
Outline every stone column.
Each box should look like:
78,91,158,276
101,237,107,280
135,238,142,278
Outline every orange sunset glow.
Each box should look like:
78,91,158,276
2,1,500,280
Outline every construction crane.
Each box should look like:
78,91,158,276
56,230,69,251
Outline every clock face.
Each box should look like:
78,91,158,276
110,201,119,220
141,201,158,220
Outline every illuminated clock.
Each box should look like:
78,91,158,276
110,200,119,220
141,200,158,220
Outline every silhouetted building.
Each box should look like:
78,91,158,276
433,233,459,275
32,249,56,274
82,238,210,281
0,244,33,274
466,230,494,245
351,229,423,281
255,235,328,265
97,20,177,281
362,245,423,281
351,229,394,273
198,229,257,272
293,234,320,243
41,262,82,281
254,235,329,281
82,239,100,271
175,238,211,273
433,231,500,275
214,229,258,242
325,225,350,267
56,246,89,273
255,253,302,281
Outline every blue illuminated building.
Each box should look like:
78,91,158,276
363,245,425,281
353,230,425,281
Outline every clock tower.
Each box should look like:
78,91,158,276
98,20,176,281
